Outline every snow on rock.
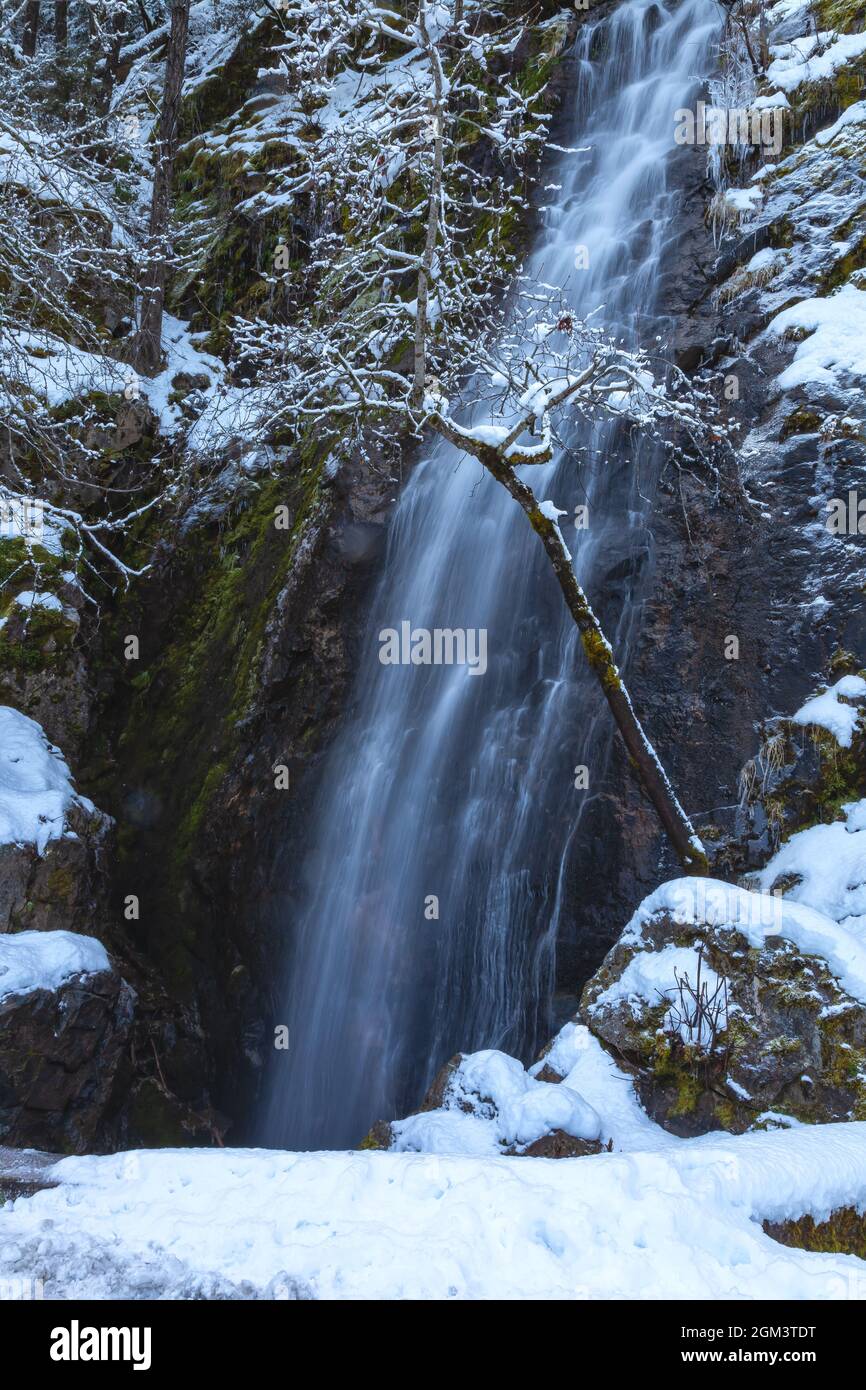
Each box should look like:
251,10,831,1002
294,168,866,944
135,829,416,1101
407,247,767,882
751,91,791,110
530,1018,592,1080
0,930,109,1003
0,945,134,1152
788,673,866,747
757,797,866,943
0,706,95,854
767,28,866,94
2,1124,866,1299
390,1047,602,1157
766,284,866,389
720,184,764,219
624,876,866,1005
592,942,723,1047
815,99,866,147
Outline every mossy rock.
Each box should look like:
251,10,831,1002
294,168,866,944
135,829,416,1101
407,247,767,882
581,902,866,1137
764,1207,866,1261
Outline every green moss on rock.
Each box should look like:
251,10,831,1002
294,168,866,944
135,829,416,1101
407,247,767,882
764,1206,866,1260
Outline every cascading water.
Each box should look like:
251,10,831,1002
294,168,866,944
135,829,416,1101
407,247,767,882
262,0,719,1151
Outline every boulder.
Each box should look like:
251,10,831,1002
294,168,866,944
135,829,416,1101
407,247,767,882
581,878,866,1136
0,964,135,1153
368,1047,605,1158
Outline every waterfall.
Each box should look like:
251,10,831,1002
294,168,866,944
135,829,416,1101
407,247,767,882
261,0,719,1151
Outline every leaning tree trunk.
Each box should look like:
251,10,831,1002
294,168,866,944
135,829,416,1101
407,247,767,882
135,0,190,374
431,420,709,875
23,0,40,55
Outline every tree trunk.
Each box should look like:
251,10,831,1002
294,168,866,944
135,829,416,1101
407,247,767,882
411,10,445,409
99,1,131,112
135,0,190,375
23,0,40,55
54,0,67,47
431,420,709,875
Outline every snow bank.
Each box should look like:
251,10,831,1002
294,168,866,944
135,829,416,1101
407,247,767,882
625,877,866,1005
0,706,92,853
0,930,109,1003
790,674,866,747
3,1121,866,1299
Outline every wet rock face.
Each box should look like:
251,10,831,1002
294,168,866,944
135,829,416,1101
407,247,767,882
581,907,866,1137
0,969,135,1153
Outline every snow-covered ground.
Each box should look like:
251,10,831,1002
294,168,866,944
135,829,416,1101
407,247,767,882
1,1092,865,1299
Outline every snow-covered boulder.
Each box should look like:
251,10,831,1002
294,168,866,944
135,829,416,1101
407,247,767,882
0,930,135,1152
0,706,112,934
366,1048,606,1158
581,877,866,1136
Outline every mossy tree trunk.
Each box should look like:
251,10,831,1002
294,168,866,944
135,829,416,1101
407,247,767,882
431,416,709,875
